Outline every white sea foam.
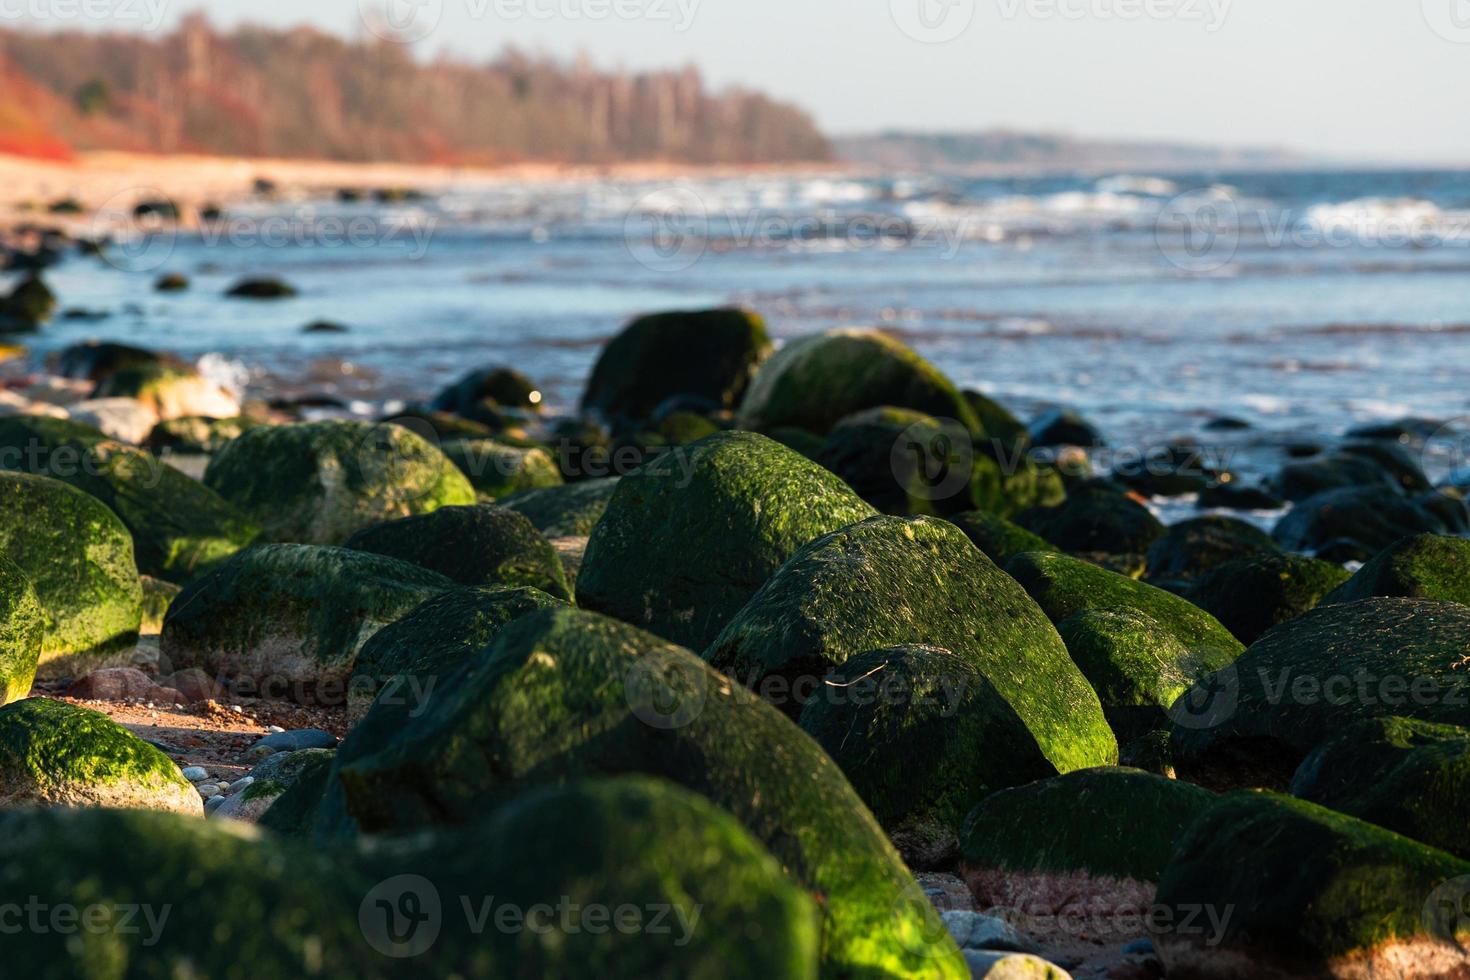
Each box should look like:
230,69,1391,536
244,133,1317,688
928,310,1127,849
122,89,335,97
1095,175,1180,197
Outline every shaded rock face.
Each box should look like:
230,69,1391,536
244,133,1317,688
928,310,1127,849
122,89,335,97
959,768,1215,918
1289,716,1470,861
581,307,772,425
0,471,143,675
0,557,42,705
576,431,876,650
499,477,620,537
1143,515,1279,586
1171,597,1470,789
203,419,475,545
1152,792,1470,979
0,698,200,815
1016,483,1165,556
431,364,542,418
1189,552,1351,645
1272,485,1465,561
947,510,1056,567
160,543,453,700
708,516,1117,774
737,327,980,437
1322,533,1470,608
344,504,571,600
311,608,968,979
798,644,1061,869
0,415,259,580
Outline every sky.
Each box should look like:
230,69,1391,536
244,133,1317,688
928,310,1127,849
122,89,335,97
31,0,1470,162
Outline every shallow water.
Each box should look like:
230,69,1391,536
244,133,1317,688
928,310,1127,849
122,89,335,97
16,167,1470,492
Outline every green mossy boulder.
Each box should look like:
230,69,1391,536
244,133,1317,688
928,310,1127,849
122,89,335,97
1016,483,1165,556
959,768,1215,915
431,364,542,417
1056,608,1235,742
1004,551,1245,668
707,516,1117,772
161,544,453,698
1144,515,1279,585
0,806,389,979
143,415,261,455
0,274,56,330
1171,598,1470,788
577,431,876,650
440,437,564,499
581,308,772,424
499,476,620,537
346,585,564,721
0,698,198,813
1272,486,1462,561
0,471,143,673
798,644,1060,869
215,747,335,823
737,328,980,436
0,415,260,579
1323,533,1470,608
947,509,1057,566
1289,716,1470,860
204,420,475,545
963,389,1030,452
317,607,968,978
1152,792,1470,978
344,504,571,600
1271,451,1399,502
1188,552,1352,645
0,557,41,704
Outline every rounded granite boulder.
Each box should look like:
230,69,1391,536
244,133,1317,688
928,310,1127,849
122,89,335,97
0,698,199,814
203,420,475,545
577,431,877,650
0,557,42,704
344,504,571,600
161,544,453,698
0,471,143,674
737,327,981,436
707,515,1117,774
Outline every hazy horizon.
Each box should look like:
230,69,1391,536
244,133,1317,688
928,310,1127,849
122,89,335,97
11,0,1470,165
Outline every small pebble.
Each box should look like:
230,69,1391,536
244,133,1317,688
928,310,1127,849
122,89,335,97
198,784,222,799
181,766,208,782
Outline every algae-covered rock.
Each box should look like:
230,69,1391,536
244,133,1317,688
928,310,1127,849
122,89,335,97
1272,485,1461,560
963,389,1030,452
1056,608,1234,742
1171,598,1470,788
346,585,564,721
161,544,453,697
708,516,1117,773
1152,792,1470,978
204,420,475,545
1005,551,1245,668
214,748,334,824
320,607,968,978
143,414,261,455
0,415,259,579
0,698,198,813
500,476,619,536
959,768,1215,915
1028,409,1105,448
1323,533,1470,608
947,509,1057,566
0,471,142,673
440,437,564,499
582,308,772,424
344,504,571,600
417,777,822,979
798,644,1060,869
1016,483,1165,556
0,557,41,704
577,431,876,649
1188,552,1351,645
737,327,980,436
431,363,542,418
1289,716,1470,860
1144,515,1279,585
0,806,389,979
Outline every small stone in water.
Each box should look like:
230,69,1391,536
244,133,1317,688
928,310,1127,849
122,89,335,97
181,766,208,782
